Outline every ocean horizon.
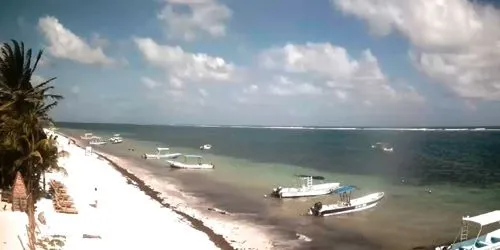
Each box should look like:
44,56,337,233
57,121,500,249
55,121,500,130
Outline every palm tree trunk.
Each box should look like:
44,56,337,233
42,172,46,193
27,194,36,250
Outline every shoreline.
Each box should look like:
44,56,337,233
90,150,233,250
58,131,280,250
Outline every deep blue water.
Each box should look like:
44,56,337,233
56,122,500,188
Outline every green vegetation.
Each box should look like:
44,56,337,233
0,40,64,250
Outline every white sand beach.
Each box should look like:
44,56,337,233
31,132,224,250
0,130,275,250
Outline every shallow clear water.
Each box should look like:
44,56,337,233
56,123,500,249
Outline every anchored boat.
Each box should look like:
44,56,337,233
142,147,181,159
109,134,123,144
308,185,384,217
81,133,96,140
436,210,500,250
200,144,212,150
166,154,214,169
270,175,340,198
371,142,394,152
89,137,107,146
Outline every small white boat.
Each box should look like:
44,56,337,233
200,144,212,150
166,155,214,169
371,142,394,152
109,134,123,144
308,186,384,217
142,147,181,159
436,210,500,250
81,133,94,140
89,137,107,146
270,175,340,198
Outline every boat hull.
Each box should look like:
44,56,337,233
436,228,500,250
309,192,385,217
143,153,182,159
89,142,107,145
272,183,340,198
167,160,214,169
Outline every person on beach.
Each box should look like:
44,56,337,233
94,187,98,208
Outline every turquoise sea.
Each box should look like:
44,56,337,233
57,122,500,250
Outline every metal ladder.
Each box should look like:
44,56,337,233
460,221,469,241
306,176,313,187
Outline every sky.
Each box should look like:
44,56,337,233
2,0,500,127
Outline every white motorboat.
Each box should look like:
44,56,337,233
142,147,181,159
200,144,212,150
81,133,94,140
166,155,214,169
109,134,123,144
270,175,340,198
371,142,394,152
89,137,107,146
308,186,384,217
436,210,500,250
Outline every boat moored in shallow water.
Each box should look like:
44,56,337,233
308,185,384,217
142,147,181,159
270,175,340,198
109,134,123,144
166,154,214,169
436,210,500,250
81,133,96,140
89,137,107,146
371,142,394,152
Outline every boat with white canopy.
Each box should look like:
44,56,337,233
142,147,181,160
200,144,212,150
270,175,340,198
89,137,107,146
166,155,214,169
308,185,384,217
436,210,500,250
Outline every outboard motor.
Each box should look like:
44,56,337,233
310,202,322,216
271,186,282,198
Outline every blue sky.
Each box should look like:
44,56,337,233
2,0,500,126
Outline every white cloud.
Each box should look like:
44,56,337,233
158,0,232,41
198,88,209,97
169,76,184,89
243,84,259,94
38,16,114,65
332,0,500,101
141,77,161,89
166,89,184,99
31,75,46,85
260,43,423,104
134,37,236,84
268,76,322,96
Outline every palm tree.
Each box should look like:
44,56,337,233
0,40,63,250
